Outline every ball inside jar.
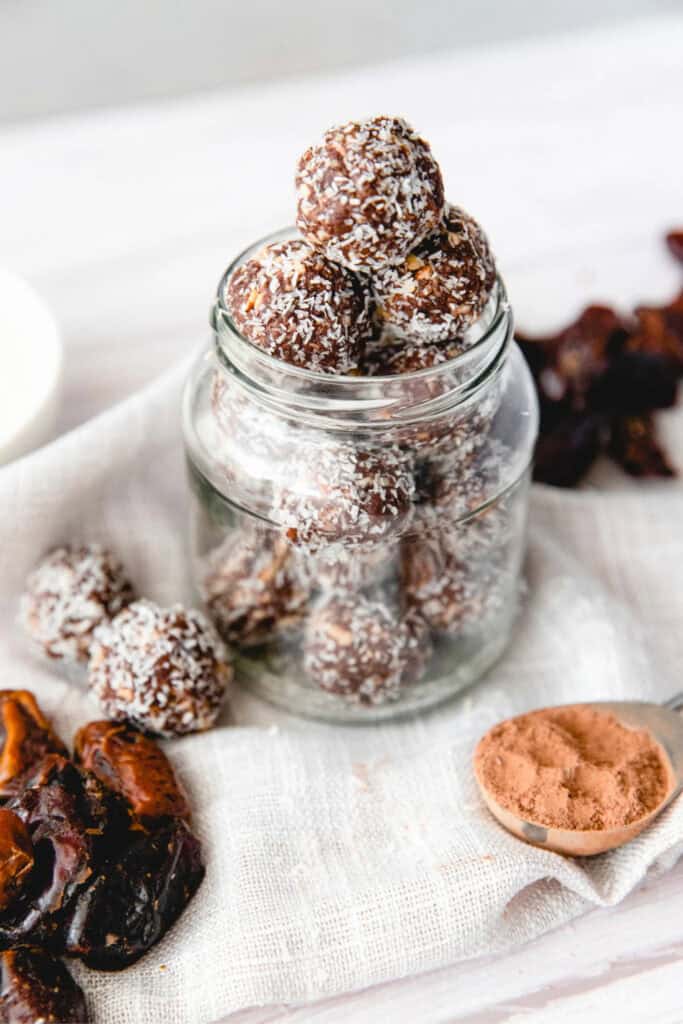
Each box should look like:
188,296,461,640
199,527,310,648
363,332,501,460
304,594,431,704
311,539,397,593
275,441,415,552
363,333,462,378
296,115,444,273
421,441,515,557
210,372,292,464
401,537,506,636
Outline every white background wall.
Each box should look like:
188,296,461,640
0,0,679,122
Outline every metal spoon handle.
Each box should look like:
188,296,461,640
664,692,683,712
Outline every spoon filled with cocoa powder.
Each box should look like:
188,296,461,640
473,698,683,856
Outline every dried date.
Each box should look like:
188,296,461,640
63,820,205,971
608,413,675,477
0,687,206,1006
74,721,189,826
517,306,623,413
630,292,683,371
518,230,683,485
0,811,33,914
591,348,678,415
0,757,128,950
666,230,683,265
0,691,68,802
0,947,88,1023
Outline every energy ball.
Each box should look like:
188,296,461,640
19,544,136,664
210,372,291,463
428,441,512,515
199,528,310,648
424,441,514,557
401,538,504,635
275,441,415,551
296,116,445,273
304,594,431,704
311,540,395,592
373,203,496,344
208,371,298,500
361,329,501,459
225,239,372,373
88,600,231,738
388,390,499,461
363,334,461,377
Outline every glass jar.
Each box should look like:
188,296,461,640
182,229,538,723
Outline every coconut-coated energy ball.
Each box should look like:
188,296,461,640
19,544,136,664
363,334,462,377
210,372,291,463
373,203,497,343
401,538,504,635
88,600,231,738
311,539,395,592
275,441,415,551
427,441,512,516
303,594,431,704
367,377,499,461
361,324,501,459
422,441,514,555
225,239,372,373
199,527,310,648
296,116,445,273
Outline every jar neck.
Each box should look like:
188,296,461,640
211,230,513,432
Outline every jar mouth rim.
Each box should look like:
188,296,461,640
212,226,510,390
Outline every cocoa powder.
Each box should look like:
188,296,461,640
474,705,671,831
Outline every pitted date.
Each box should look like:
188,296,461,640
0,687,205,1001
608,412,676,477
517,231,683,486
0,757,127,949
74,721,190,826
63,820,205,971
0,811,33,914
667,230,683,264
0,947,88,1023
0,691,68,802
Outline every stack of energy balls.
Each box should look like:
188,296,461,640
20,544,231,737
205,115,511,708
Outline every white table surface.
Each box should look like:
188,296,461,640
2,13,683,1023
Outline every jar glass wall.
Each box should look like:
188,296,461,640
183,230,538,723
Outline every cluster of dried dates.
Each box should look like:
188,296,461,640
517,230,683,486
0,690,204,1023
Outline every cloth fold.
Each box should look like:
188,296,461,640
2,360,683,1024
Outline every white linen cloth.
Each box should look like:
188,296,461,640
2,352,683,1024
1,13,683,1024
